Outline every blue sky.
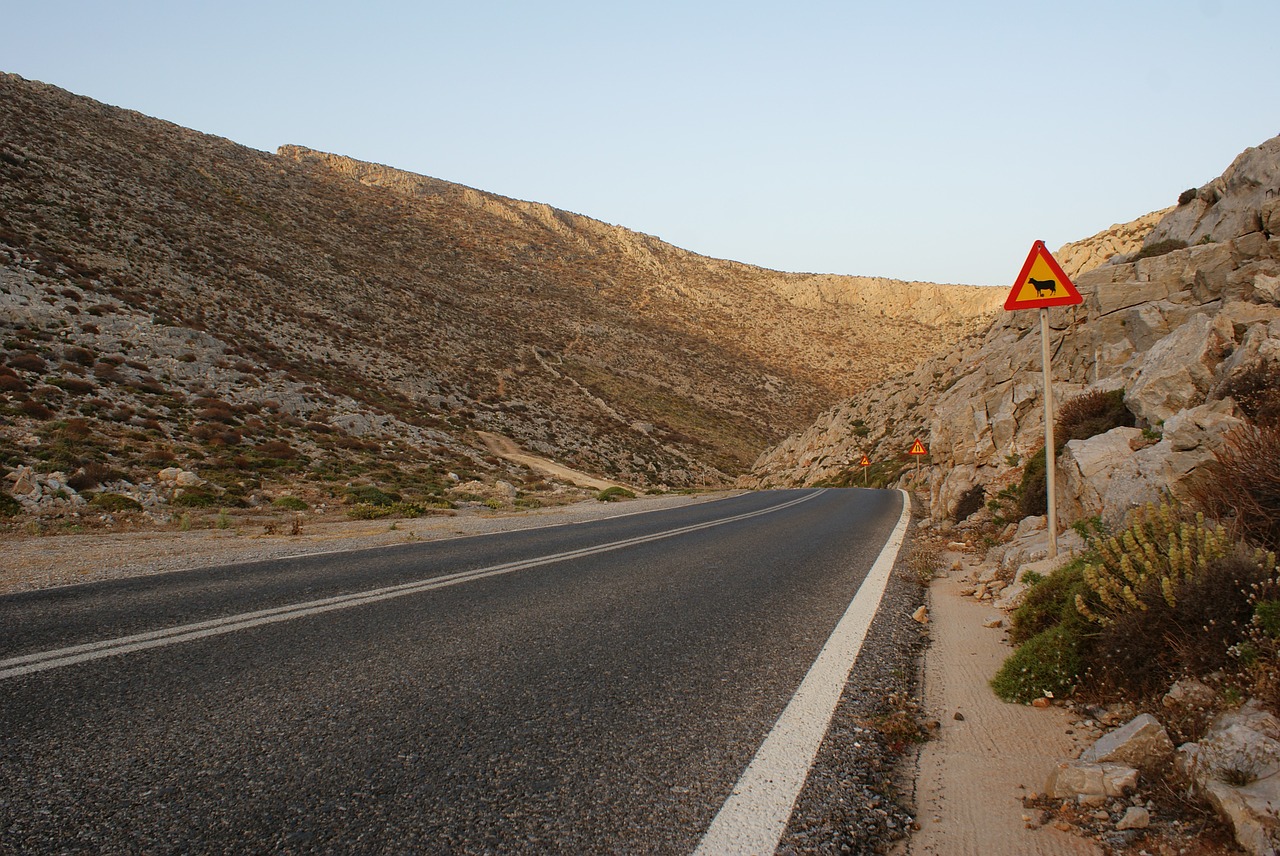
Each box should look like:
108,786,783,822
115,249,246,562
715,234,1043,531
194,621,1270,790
2,0,1276,285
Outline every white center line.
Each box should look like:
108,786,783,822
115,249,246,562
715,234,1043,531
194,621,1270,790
1,490,825,681
694,489,912,856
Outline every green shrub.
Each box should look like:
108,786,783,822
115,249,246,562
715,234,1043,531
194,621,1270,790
1017,446,1048,518
0,491,21,517
1090,550,1276,697
345,500,447,520
172,487,222,508
991,623,1087,704
343,485,401,506
90,492,142,512
1009,557,1091,644
1255,600,1280,638
1073,502,1235,624
596,486,636,502
272,496,309,511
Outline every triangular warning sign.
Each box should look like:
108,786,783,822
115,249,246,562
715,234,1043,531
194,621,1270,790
908,439,927,456
859,454,871,467
1004,240,1083,310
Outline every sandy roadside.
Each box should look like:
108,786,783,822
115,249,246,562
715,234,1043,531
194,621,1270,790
899,557,1102,856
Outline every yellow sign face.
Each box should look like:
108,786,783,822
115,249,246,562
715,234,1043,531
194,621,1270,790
1004,240,1083,310
859,454,871,467
909,439,927,456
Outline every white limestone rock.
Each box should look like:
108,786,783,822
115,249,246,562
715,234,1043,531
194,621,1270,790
1045,760,1139,799
1080,713,1175,768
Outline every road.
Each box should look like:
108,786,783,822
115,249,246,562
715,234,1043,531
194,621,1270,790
0,488,910,854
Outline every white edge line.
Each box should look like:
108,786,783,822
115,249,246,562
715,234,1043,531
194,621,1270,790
1,490,825,680
694,488,912,856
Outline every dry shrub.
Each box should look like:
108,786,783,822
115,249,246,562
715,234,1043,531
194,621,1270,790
1217,361,1280,427
19,399,53,419
196,406,237,424
1055,388,1134,445
0,374,27,393
904,543,943,586
68,462,128,491
1089,551,1274,698
62,346,95,366
7,352,47,372
1189,424,1280,552
256,440,298,459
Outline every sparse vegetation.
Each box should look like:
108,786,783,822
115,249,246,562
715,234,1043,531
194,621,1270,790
904,543,943,587
1131,238,1189,262
89,492,141,512
950,483,985,522
596,486,636,502
995,501,1279,704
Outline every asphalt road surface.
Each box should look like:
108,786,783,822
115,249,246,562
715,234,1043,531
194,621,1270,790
0,488,908,854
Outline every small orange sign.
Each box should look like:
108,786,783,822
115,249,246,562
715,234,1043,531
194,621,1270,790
1005,240,1083,310
909,439,927,456
859,454,871,467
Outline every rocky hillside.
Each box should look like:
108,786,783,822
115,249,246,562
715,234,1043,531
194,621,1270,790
0,72,999,519
1053,206,1171,279
748,133,1280,530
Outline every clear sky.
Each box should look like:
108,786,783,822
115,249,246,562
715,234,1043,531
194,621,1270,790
2,0,1277,285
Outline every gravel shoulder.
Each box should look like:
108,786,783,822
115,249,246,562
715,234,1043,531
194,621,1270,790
0,491,740,596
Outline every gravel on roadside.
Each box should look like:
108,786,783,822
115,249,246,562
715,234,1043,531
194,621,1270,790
0,491,741,596
778,496,930,855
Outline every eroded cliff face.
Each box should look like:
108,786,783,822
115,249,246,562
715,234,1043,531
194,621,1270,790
749,135,1280,530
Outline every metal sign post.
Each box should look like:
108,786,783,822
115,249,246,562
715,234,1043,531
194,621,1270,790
1039,307,1059,558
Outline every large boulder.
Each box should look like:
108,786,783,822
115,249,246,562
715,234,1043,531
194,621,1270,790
1059,427,1145,525
1079,713,1175,768
1125,313,1236,425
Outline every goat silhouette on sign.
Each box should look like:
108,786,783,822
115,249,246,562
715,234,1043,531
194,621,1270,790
1028,277,1057,297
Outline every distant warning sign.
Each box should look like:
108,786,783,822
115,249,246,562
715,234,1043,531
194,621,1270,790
1005,240,1083,310
859,454,871,467
908,439,927,456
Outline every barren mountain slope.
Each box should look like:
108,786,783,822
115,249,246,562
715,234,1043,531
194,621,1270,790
0,72,999,516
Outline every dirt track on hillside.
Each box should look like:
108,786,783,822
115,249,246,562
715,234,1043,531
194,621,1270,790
477,431,628,492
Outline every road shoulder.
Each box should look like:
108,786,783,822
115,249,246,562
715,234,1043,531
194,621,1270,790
899,553,1102,856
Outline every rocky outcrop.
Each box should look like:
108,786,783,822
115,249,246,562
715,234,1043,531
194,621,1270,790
1145,135,1280,249
748,134,1280,532
1177,701,1280,855
1054,207,1172,279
